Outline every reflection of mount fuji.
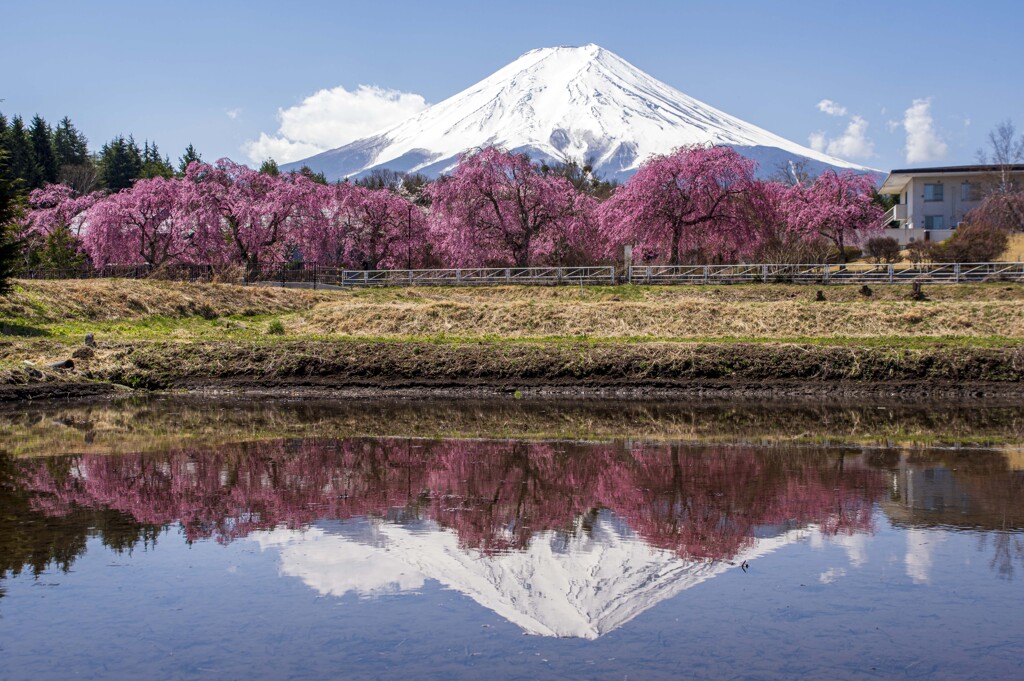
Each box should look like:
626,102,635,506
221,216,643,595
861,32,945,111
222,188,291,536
255,513,807,639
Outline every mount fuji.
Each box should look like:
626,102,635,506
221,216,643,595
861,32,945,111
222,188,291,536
253,512,811,639
282,44,878,183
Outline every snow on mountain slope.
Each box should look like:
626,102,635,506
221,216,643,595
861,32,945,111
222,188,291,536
253,512,810,639
282,44,878,182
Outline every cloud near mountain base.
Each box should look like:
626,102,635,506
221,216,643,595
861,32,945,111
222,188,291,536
244,84,428,164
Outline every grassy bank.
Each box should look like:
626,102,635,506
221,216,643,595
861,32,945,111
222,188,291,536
2,278,1023,398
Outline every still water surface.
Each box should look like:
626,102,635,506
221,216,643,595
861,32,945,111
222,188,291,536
1,398,1022,680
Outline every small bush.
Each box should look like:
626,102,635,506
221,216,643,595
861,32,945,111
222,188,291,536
864,236,902,264
266,319,285,335
930,224,1010,263
906,240,933,264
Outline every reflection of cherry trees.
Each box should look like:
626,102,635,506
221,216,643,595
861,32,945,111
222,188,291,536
16,439,885,561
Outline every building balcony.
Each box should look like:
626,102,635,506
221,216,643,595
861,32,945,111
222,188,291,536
882,204,907,225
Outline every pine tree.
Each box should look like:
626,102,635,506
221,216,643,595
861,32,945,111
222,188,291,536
140,140,174,179
296,165,327,185
4,117,39,189
259,158,280,176
0,112,8,158
0,151,25,295
177,143,202,176
29,115,58,186
52,116,90,167
99,135,143,191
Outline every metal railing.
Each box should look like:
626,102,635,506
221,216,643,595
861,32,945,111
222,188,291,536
628,262,1024,284
17,262,1024,287
244,264,617,288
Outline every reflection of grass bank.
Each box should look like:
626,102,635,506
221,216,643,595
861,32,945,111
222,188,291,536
2,279,1024,397
3,395,1024,457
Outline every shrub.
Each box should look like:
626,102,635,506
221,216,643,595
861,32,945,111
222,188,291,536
863,236,902,264
266,319,285,335
906,241,933,264
930,224,1009,263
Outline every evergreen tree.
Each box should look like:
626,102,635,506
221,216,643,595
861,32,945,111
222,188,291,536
4,117,38,189
29,115,58,186
295,165,327,185
140,140,174,179
0,151,25,294
99,135,143,191
177,143,202,176
52,116,90,167
0,112,8,158
259,158,280,176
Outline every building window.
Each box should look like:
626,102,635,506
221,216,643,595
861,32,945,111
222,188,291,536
924,183,944,202
961,182,982,202
924,215,945,230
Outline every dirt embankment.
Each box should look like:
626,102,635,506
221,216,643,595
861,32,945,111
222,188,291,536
0,338,1015,399
3,279,1024,400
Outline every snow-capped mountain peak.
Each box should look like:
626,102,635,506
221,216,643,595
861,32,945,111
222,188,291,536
283,44,876,182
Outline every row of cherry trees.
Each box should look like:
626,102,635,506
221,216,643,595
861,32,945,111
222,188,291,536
24,145,885,271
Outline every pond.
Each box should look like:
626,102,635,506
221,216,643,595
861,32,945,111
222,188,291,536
1,397,1022,680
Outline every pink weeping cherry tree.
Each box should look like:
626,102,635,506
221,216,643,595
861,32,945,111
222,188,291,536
293,182,430,270
599,145,756,265
292,182,351,267
427,147,597,267
785,171,883,262
732,180,827,263
81,177,191,267
26,184,102,238
343,184,429,270
184,159,319,271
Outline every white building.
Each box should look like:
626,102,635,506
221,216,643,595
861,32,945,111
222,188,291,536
877,164,1024,245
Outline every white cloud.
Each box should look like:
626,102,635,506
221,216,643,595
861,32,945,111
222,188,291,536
244,84,428,164
903,98,948,163
886,119,901,133
809,131,827,153
243,133,325,166
226,108,242,120
819,567,847,584
817,99,848,117
825,115,875,159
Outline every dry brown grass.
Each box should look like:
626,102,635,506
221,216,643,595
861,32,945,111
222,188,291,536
4,279,1024,340
1,279,338,322
999,233,1024,263
295,297,1024,339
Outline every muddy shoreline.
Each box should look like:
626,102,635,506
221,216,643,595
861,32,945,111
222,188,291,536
4,376,1024,402
5,337,1024,402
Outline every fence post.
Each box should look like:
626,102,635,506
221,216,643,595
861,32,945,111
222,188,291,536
888,264,894,284
954,263,960,283
761,264,768,283
457,269,462,285
557,267,563,285
824,264,830,284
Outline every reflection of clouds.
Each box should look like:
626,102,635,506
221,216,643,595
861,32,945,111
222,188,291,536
905,528,946,585
252,514,807,639
256,525,425,597
833,533,869,567
819,568,846,584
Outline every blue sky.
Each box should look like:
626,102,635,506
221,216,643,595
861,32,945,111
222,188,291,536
3,0,1021,172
